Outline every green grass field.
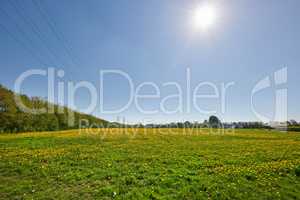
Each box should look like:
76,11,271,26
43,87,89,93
1,129,300,199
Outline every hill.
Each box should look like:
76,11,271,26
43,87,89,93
0,84,109,133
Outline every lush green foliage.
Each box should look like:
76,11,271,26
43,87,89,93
208,115,221,128
1,129,300,199
0,85,108,133
288,126,300,132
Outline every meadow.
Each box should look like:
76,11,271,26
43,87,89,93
0,128,300,199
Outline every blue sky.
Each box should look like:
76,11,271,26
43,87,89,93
0,0,299,123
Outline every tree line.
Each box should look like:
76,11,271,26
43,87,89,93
1,84,299,133
0,85,108,133
125,115,271,129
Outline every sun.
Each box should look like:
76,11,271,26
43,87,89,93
193,4,217,30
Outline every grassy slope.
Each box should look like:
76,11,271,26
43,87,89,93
0,129,300,199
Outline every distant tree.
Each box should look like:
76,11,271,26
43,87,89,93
289,119,298,126
184,121,192,128
177,122,184,128
208,115,221,128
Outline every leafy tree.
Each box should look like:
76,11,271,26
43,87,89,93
208,115,221,128
0,84,109,133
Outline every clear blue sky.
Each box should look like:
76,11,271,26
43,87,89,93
0,0,299,123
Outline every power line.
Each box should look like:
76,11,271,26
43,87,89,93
0,23,46,66
8,0,63,67
0,6,49,66
31,0,81,68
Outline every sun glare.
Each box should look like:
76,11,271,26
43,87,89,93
193,4,217,30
